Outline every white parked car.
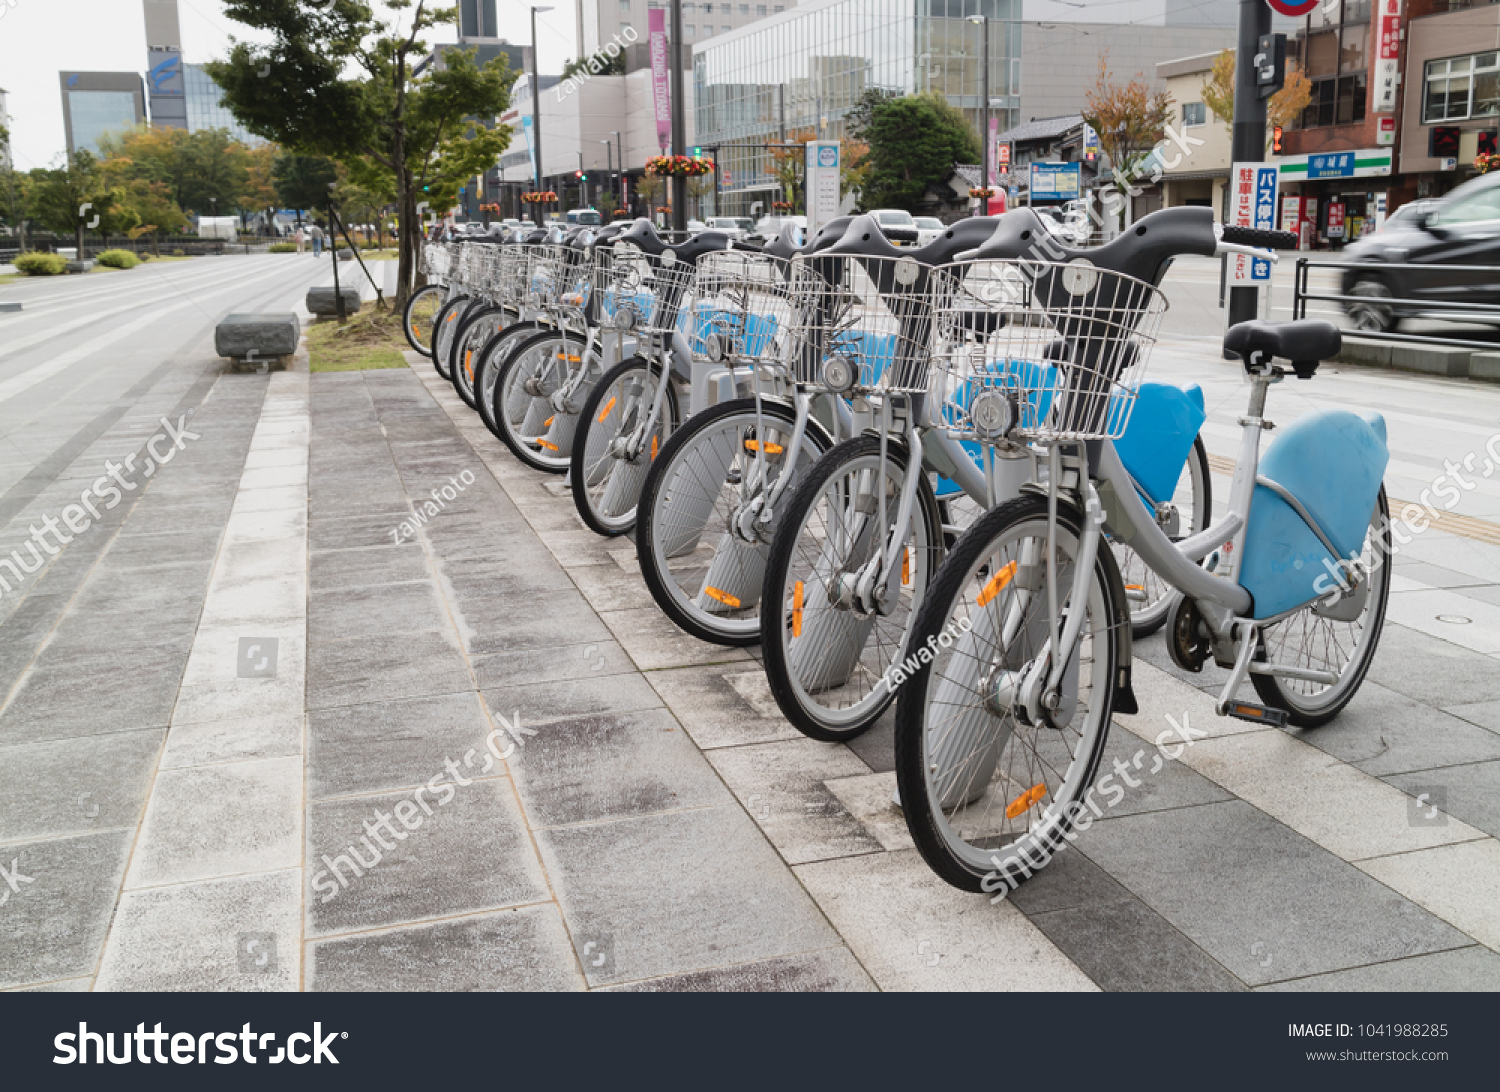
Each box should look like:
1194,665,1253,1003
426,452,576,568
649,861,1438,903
869,209,920,247
913,216,945,246
686,219,709,234
748,215,807,245
705,217,749,240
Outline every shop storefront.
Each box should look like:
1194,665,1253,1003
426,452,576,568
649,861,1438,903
1274,147,1395,248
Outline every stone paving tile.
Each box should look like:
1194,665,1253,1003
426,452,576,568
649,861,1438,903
0,728,161,843
456,592,613,656
706,738,884,866
1256,946,1500,991
308,691,494,800
96,530,223,571
0,830,133,989
645,664,803,749
0,656,188,744
161,713,303,770
1001,842,1135,916
308,581,450,642
599,607,755,672
1384,760,1500,840
795,849,1100,991
1367,624,1500,708
1079,801,1472,987
602,946,876,992
306,779,549,938
480,671,665,730
469,638,633,690
822,771,913,852
126,755,303,889
507,708,732,829
96,868,301,991
1285,681,1500,776
309,906,584,992
1028,897,1248,992
310,544,431,589
1444,699,1500,733
535,804,838,987
308,511,420,551
306,631,473,710
1357,839,1500,952
1387,588,1500,654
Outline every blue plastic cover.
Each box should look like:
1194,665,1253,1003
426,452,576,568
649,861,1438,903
1113,382,1206,507
1238,408,1388,619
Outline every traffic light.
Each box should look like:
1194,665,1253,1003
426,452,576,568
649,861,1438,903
1272,126,1284,155
575,170,584,180
692,146,702,156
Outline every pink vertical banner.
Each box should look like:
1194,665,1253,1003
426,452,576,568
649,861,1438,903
988,117,1000,185
649,9,671,153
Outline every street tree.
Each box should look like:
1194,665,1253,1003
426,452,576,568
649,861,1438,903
207,0,517,305
26,151,126,255
117,180,188,255
1201,50,1313,150
1082,52,1174,227
272,154,339,226
769,128,816,211
96,126,252,218
861,93,981,211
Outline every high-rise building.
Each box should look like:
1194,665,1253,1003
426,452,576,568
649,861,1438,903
460,0,502,38
60,72,147,156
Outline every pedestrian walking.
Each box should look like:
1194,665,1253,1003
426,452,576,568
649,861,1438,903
295,226,306,254
310,223,326,257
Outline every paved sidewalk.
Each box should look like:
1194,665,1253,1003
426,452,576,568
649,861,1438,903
3,335,1500,991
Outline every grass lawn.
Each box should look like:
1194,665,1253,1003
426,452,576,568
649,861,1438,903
358,248,398,261
306,301,411,372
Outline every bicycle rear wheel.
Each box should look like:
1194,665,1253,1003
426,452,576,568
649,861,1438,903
637,397,833,646
1251,488,1391,727
403,283,446,357
894,493,1122,893
1114,434,1211,637
759,433,943,742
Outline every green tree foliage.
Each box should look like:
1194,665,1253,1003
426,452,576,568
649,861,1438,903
96,126,252,217
117,179,189,254
562,49,625,78
861,93,982,211
845,86,900,143
272,154,339,217
25,151,130,254
206,0,518,304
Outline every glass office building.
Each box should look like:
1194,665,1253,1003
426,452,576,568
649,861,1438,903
183,64,265,145
694,0,1020,214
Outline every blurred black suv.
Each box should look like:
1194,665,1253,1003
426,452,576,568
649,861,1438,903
1340,171,1500,332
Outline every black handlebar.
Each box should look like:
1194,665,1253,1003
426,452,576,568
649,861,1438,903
1221,225,1300,251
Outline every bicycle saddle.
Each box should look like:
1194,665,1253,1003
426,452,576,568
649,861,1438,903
762,220,805,260
562,225,594,248
591,219,631,247
1224,319,1340,379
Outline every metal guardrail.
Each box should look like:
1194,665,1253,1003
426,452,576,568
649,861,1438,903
1293,257,1500,351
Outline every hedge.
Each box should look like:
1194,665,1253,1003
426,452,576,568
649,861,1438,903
14,252,67,276
96,249,142,269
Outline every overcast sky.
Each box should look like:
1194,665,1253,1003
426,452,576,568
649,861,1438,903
0,0,578,171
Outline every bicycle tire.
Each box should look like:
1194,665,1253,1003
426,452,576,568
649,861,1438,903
570,355,681,537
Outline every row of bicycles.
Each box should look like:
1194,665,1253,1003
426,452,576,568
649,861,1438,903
401,208,1392,892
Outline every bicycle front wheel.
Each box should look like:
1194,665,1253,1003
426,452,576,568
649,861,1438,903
493,331,601,473
450,303,503,409
637,397,833,646
571,355,680,537
474,320,544,441
895,493,1122,893
759,434,943,742
403,283,446,357
1251,488,1391,727
430,295,472,380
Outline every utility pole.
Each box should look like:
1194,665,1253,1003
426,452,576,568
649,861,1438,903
670,0,687,238
969,15,990,216
530,5,554,227
1227,0,1271,330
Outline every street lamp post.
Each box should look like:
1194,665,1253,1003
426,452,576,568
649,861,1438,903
614,131,624,211
968,15,989,217
530,5,554,227
600,139,615,214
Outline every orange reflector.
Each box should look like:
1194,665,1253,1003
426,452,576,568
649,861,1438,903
744,440,784,455
556,353,581,362
703,586,741,608
544,416,555,428
651,434,658,460
1234,704,1265,719
1004,783,1046,820
792,581,804,638
976,561,1019,608
598,397,616,424
537,440,559,451
465,350,474,379
1124,583,1144,591
446,312,457,323
902,548,910,585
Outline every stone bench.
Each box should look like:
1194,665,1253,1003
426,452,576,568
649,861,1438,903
306,285,361,317
65,260,95,274
215,312,300,369
1470,352,1500,383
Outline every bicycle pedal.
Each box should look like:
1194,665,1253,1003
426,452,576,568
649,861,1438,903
1222,701,1288,727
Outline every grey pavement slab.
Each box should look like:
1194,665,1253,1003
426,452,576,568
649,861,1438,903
644,664,802,750
0,656,189,743
1285,680,1500,776
602,946,876,992
309,906,584,992
96,868,302,991
534,804,839,987
308,581,451,642
309,511,421,551
310,544,432,589
1256,945,1500,991
306,778,549,938
308,691,494,800
161,713,303,770
1368,624,1500,708
504,708,733,829
0,830,133,989
306,631,473,710
1078,801,1472,987
0,728,162,842
479,670,665,729
469,638,634,690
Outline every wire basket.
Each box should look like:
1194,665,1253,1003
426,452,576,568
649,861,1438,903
529,244,592,316
591,241,696,336
496,243,545,307
421,241,451,282
783,253,946,393
931,258,1165,442
686,250,795,364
